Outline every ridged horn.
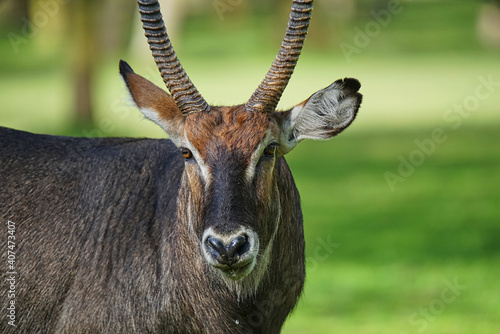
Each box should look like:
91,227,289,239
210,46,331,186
246,0,314,113
137,0,210,115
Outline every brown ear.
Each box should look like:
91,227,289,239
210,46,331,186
119,60,184,139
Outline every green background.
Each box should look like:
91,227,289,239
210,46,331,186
1,0,499,333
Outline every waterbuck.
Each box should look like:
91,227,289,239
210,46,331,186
0,0,362,332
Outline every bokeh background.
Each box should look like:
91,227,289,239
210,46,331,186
1,0,499,332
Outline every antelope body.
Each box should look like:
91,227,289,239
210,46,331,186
0,0,362,333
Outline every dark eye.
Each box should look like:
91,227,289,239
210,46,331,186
263,143,278,157
181,148,193,160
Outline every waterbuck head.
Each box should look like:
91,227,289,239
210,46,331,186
121,0,361,290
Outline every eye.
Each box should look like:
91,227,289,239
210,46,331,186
263,143,278,157
181,147,193,160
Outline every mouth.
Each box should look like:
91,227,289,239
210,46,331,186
217,259,256,281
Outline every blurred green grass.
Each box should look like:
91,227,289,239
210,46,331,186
1,0,500,333
284,126,500,333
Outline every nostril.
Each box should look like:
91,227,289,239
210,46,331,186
226,235,248,259
207,237,226,260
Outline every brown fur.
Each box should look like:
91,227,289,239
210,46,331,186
184,106,271,159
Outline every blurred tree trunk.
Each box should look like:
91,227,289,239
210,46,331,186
477,1,500,50
7,0,31,27
96,0,137,56
65,0,135,129
69,0,97,128
64,0,99,128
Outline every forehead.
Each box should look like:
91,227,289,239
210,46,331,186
183,105,273,159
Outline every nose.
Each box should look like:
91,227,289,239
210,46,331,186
205,234,251,267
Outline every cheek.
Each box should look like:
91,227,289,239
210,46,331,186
185,165,206,208
254,161,280,244
182,166,210,239
254,161,276,202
